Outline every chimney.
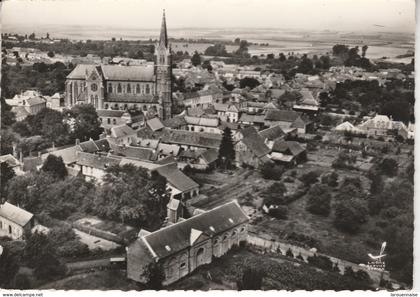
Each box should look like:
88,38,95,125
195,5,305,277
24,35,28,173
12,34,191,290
76,139,80,146
12,142,17,158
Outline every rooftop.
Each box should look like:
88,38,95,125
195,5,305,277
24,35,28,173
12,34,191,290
0,202,33,227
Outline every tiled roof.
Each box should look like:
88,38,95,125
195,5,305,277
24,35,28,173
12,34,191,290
239,114,266,124
25,97,46,106
156,163,199,192
110,143,156,161
143,201,248,259
157,143,180,156
240,126,271,158
11,106,30,118
184,116,219,127
138,138,160,150
66,64,97,79
76,151,121,170
0,202,33,227
161,129,222,149
199,148,219,164
48,146,79,164
259,125,286,141
97,109,126,117
147,117,164,131
0,154,20,167
101,65,155,81
78,139,99,153
162,116,187,129
94,139,111,152
265,109,302,122
110,125,136,138
272,140,305,156
106,93,158,103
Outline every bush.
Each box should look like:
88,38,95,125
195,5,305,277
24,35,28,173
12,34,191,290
286,248,294,258
378,158,398,177
306,184,332,217
268,206,288,219
334,199,368,233
321,171,338,187
307,255,334,271
299,170,319,186
261,163,284,180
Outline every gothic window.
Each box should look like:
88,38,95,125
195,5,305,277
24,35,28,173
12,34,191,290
108,83,112,93
117,83,122,93
127,84,131,93
91,83,98,92
105,104,109,109
90,95,94,103
95,95,98,108
146,84,150,94
136,84,140,94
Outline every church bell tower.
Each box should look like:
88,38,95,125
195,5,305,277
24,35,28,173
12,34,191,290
155,10,173,120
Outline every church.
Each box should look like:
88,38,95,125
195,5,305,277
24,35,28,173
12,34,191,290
64,11,173,120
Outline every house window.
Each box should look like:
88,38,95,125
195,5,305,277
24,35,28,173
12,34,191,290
180,263,186,269
105,104,109,109
143,105,147,111
136,84,140,94
117,83,122,93
124,104,128,110
127,84,131,93
108,83,112,93
146,84,150,94
113,119,117,125
8,225,12,234
107,118,111,124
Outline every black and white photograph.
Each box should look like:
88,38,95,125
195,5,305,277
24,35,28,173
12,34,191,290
0,0,416,293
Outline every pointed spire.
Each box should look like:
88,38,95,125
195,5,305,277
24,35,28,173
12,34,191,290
159,9,168,48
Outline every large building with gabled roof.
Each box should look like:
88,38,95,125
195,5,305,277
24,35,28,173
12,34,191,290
65,11,173,120
127,200,249,285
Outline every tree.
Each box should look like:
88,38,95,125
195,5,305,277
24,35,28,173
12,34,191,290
0,162,16,200
279,53,286,62
204,44,228,57
260,162,284,180
321,171,338,187
0,240,22,288
299,170,319,187
377,158,398,177
143,262,165,290
334,199,368,233
239,77,260,89
24,232,66,280
306,184,332,216
41,155,68,180
47,51,55,58
93,164,169,228
237,267,265,290
67,104,103,141
190,51,201,66
361,45,368,58
217,127,235,169
261,182,287,206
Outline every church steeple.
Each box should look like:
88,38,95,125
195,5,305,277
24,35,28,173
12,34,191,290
159,9,168,48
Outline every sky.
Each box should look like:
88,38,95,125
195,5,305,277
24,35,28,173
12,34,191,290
0,0,416,33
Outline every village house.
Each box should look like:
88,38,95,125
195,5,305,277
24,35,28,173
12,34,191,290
98,109,144,129
184,116,221,134
0,154,24,175
107,124,137,146
293,89,320,114
155,162,199,199
269,140,307,166
75,151,121,182
357,114,408,140
0,202,35,240
264,109,313,134
127,200,249,285
212,103,240,123
235,126,272,168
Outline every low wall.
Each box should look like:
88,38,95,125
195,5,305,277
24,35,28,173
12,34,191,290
72,222,124,245
247,232,390,285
